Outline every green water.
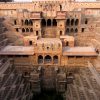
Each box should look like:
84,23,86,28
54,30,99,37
33,91,64,100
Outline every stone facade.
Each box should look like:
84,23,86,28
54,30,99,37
0,0,100,100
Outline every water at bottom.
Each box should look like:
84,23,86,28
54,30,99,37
32,90,64,100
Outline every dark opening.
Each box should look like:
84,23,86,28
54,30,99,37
60,5,62,11
8,55,13,58
16,28,19,32
33,91,64,100
36,31,39,36
68,56,74,59
24,72,28,76
38,55,43,64
53,55,58,64
70,28,74,33
22,28,25,32
60,31,62,35
85,19,88,24
82,28,84,32
29,19,33,26
76,56,82,58
21,20,23,25
30,28,33,32
14,20,17,25
71,19,74,26
53,19,57,26
15,55,21,57
25,19,28,25
26,28,29,32
29,41,32,45
96,48,99,54
44,55,52,63
66,19,70,26
66,28,69,34
75,28,78,33
47,47,49,50
41,19,46,27
22,55,29,57
75,19,79,26
66,42,69,46
47,19,51,26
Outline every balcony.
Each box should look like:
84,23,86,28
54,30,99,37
54,59,58,64
44,59,52,64
38,59,43,64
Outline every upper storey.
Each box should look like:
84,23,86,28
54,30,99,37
13,0,100,1
0,1,100,12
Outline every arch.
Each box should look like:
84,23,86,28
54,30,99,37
53,55,58,64
38,55,43,64
60,31,62,35
22,28,25,32
85,19,88,24
66,41,69,46
66,19,70,26
14,20,17,25
25,19,28,25
82,28,84,32
21,20,24,25
75,28,77,33
75,19,79,26
41,19,46,27
16,28,19,32
30,28,33,32
44,55,52,63
71,19,74,26
70,28,74,33
28,19,33,26
29,41,32,45
47,19,51,26
53,19,57,26
36,31,39,36
66,28,69,34
26,28,29,32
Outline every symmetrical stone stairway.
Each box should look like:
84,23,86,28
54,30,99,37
66,62,100,100
0,17,33,100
